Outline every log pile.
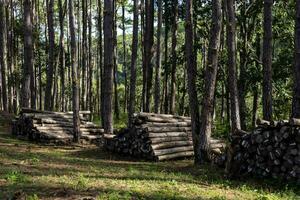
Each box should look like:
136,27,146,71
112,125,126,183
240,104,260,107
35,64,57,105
11,108,104,145
105,113,226,161
229,119,300,182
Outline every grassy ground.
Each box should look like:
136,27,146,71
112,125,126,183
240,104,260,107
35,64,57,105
0,128,299,200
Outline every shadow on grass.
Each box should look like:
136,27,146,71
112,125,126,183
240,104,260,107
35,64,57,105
0,130,299,199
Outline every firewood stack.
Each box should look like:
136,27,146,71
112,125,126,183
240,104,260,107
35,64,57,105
11,108,104,145
105,113,226,161
229,118,300,181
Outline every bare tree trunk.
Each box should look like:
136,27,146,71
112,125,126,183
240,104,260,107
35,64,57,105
69,0,81,142
113,0,119,120
169,0,178,114
45,0,55,110
154,0,162,114
88,0,93,115
103,0,114,134
292,0,300,118
225,0,241,132
185,0,201,164
0,2,7,111
122,3,127,113
198,0,222,162
22,0,33,109
58,0,66,112
163,27,169,114
144,0,154,112
128,0,139,127
262,0,273,120
81,0,87,110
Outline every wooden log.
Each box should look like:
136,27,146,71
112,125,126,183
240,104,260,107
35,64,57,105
289,118,300,126
142,122,191,127
150,136,192,144
21,108,91,115
143,126,191,133
138,112,191,120
256,119,271,126
151,141,193,150
148,132,192,138
157,151,194,161
153,146,194,156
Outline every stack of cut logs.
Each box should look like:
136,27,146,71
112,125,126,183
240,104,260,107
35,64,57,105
105,113,226,161
12,108,104,144
229,118,300,181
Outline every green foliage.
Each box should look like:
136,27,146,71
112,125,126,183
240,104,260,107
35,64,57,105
4,170,28,184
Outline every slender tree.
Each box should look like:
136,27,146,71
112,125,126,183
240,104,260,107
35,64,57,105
82,0,88,110
198,0,222,162
154,0,162,114
69,0,80,142
21,0,33,108
225,0,241,132
128,0,139,126
169,0,178,114
0,2,7,111
45,0,55,110
292,0,300,118
144,0,154,112
103,0,114,134
185,0,201,164
58,0,66,112
262,0,273,120
122,1,127,112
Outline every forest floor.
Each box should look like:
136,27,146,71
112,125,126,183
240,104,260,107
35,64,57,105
0,117,299,199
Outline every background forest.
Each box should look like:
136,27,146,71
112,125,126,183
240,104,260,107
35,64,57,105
0,0,297,135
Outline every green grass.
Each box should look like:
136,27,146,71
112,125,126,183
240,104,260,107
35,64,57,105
0,129,299,200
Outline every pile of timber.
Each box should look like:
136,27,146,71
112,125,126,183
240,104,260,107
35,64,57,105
105,113,226,161
11,108,104,145
229,119,300,182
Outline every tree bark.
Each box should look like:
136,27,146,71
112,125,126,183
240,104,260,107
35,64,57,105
154,0,162,114
262,0,273,120
69,0,81,142
169,0,178,115
103,0,114,134
292,0,300,118
113,0,119,120
58,0,66,112
81,0,88,110
122,3,127,113
185,0,201,164
198,0,222,162
0,2,7,111
144,0,154,112
225,0,241,132
128,0,139,127
22,0,33,109
45,0,55,111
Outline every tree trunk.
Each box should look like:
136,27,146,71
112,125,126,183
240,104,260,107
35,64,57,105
262,0,273,120
169,0,178,114
22,0,33,109
163,26,169,114
88,0,93,115
69,0,81,142
0,2,7,111
45,0,55,111
144,0,154,112
154,0,162,114
225,0,241,132
81,0,88,110
113,0,119,120
198,0,222,162
103,0,114,134
292,0,300,118
122,3,127,113
58,0,66,112
128,0,139,127
185,0,201,164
